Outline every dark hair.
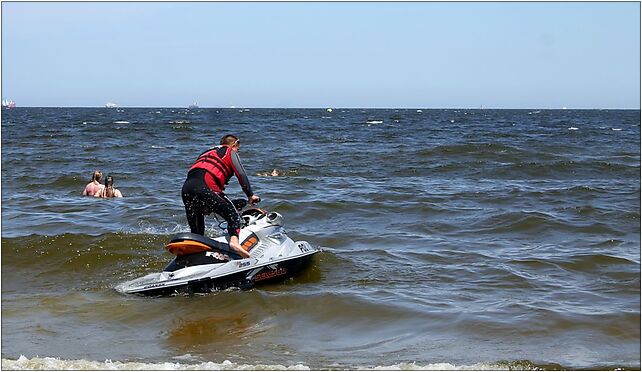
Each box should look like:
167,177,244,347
104,175,115,198
220,134,239,146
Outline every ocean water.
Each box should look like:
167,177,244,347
1,107,640,370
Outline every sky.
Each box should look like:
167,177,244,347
1,2,640,109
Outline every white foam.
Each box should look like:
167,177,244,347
376,362,514,370
113,121,130,124
0,356,519,371
568,127,579,130
128,221,227,237
133,222,189,236
1,356,311,370
0,356,521,370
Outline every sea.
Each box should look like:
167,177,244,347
1,107,640,370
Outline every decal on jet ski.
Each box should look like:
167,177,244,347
253,267,287,282
238,261,251,268
241,233,259,252
206,251,230,261
142,282,167,289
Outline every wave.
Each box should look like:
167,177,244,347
2,108,640,370
1,356,311,371
554,253,640,272
415,143,536,159
405,142,640,178
467,211,567,234
0,355,578,371
490,160,640,179
508,254,640,295
390,160,640,181
466,210,626,235
1,232,325,293
1,233,169,280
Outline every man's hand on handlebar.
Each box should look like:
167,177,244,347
249,195,261,205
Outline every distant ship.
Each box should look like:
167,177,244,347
2,99,16,108
105,102,117,108
188,102,199,109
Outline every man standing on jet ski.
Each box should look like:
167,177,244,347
182,134,260,259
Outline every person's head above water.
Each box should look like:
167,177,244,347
220,134,240,151
92,170,102,183
102,175,120,198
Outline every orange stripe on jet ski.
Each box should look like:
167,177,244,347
166,241,211,256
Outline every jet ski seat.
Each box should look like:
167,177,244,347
166,232,242,259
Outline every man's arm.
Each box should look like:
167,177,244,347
230,151,254,197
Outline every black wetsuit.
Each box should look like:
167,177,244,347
181,146,254,236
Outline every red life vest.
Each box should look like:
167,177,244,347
189,146,234,192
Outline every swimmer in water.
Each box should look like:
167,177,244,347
257,169,281,177
94,175,123,198
82,170,105,196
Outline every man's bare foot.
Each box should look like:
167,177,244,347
229,237,250,258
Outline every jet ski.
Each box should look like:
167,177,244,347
117,201,319,296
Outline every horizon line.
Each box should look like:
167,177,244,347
3,106,641,110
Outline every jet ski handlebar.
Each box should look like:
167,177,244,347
232,196,261,212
